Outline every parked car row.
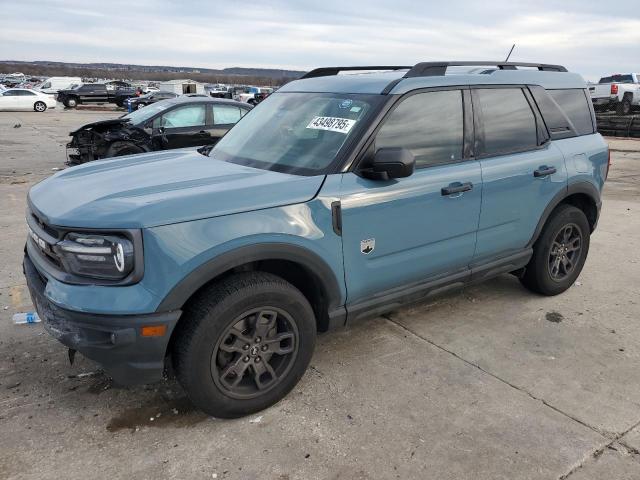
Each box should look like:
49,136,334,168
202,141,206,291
589,73,640,115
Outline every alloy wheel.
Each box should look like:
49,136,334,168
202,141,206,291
548,223,582,281
211,307,298,399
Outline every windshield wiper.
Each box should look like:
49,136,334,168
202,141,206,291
197,144,215,156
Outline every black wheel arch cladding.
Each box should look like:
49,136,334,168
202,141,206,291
157,243,343,330
528,181,601,247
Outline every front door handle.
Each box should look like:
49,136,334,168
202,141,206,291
197,130,211,136
534,166,557,177
441,182,473,196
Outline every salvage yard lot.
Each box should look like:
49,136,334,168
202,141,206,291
1,109,640,480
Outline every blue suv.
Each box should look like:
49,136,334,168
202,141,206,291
23,61,609,417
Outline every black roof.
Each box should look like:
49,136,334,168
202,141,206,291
301,61,568,79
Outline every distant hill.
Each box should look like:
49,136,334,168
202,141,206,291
0,60,307,86
1,60,304,78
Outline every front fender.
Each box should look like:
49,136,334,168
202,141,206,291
156,242,343,313
142,200,346,313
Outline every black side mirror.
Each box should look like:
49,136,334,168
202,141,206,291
360,147,415,180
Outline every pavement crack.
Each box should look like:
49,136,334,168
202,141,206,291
382,315,640,479
382,315,607,436
560,431,640,479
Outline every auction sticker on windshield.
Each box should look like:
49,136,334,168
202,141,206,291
307,116,356,134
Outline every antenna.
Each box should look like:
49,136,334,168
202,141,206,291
505,44,516,62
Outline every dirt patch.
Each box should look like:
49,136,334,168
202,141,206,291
87,376,113,395
106,395,207,432
545,311,564,323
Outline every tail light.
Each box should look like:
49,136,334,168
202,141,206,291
611,84,618,94
606,149,611,180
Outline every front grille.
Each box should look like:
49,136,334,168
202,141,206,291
30,212,61,240
27,208,64,271
74,130,93,145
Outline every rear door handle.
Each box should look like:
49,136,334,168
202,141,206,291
534,166,556,177
441,182,473,196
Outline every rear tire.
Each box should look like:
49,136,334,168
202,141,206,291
34,101,47,112
520,204,590,296
616,95,632,116
105,141,145,158
172,272,316,418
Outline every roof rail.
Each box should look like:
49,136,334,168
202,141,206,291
301,66,411,79
404,61,568,77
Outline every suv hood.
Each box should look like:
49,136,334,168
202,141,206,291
28,149,325,229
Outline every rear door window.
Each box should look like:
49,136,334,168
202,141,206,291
474,88,538,156
212,104,243,125
375,89,464,168
547,89,594,136
154,104,206,128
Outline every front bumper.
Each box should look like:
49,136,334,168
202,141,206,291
65,142,92,165
23,252,181,385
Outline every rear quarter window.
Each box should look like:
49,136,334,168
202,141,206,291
529,86,573,139
547,89,594,136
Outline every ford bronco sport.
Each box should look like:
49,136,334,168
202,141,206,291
23,61,609,418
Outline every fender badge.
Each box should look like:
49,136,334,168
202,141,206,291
360,238,375,255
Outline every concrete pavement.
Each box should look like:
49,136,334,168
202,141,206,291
0,110,639,479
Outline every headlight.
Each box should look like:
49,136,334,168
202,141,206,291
54,232,135,280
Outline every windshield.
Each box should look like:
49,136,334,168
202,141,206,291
124,101,172,125
210,92,383,175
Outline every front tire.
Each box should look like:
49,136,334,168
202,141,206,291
34,101,47,112
173,272,316,418
520,204,590,296
65,97,78,108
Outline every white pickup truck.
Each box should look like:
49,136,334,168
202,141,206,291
589,73,640,115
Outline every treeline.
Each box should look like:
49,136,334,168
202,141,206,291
0,63,292,86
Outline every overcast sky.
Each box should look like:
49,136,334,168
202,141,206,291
0,0,638,81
